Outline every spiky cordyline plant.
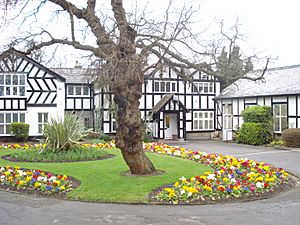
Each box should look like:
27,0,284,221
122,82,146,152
42,113,87,153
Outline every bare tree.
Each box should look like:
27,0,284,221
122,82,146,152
0,0,268,175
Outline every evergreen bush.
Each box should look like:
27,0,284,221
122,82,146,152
241,105,273,123
237,106,273,145
100,134,112,142
11,122,29,141
237,122,272,145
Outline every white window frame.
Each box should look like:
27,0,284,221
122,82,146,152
153,81,176,93
67,85,89,97
192,82,214,94
38,112,48,134
0,73,26,97
0,112,25,135
193,111,214,130
273,103,287,133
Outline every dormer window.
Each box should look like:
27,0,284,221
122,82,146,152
0,74,26,97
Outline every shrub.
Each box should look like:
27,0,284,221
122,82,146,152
11,122,29,141
241,106,273,124
237,122,272,145
282,128,300,148
85,131,102,139
270,140,284,146
42,114,87,152
100,134,112,142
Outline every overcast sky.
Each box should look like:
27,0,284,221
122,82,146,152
199,0,300,68
0,0,299,69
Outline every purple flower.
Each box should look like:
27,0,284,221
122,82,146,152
226,188,232,193
46,186,53,191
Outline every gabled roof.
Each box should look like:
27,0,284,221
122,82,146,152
215,65,300,99
151,94,174,113
150,94,189,113
0,49,65,82
51,68,93,84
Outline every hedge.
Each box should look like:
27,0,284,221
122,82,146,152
237,122,272,145
282,128,300,148
241,105,273,124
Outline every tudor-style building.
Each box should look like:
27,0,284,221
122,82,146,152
0,51,65,137
51,67,95,130
98,68,221,140
214,65,300,141
0,51,221,140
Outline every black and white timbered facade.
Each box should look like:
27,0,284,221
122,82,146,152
0,51,65,137
215,65,300,141
97,67,220,140
51,68,95,130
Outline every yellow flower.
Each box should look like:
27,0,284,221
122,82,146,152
203,185,212,192
200,175,206,180
223,177,229,183
190,177,196,182
265,177,275,183
34,182,41,188
255,176,263,182
174,181,179,187
182,185,189,191
233,186,240,191
263,165,270,171
188,187,198,193
59,186,65,191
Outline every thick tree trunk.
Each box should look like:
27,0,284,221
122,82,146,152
113,65,156,174
111,26,156,175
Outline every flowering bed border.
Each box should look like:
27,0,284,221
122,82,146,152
0,141,297,204
0,166,80,198
144,143,298,205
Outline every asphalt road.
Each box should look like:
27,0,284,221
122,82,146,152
0,141,299,225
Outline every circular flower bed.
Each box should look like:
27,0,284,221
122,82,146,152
0,166,76,196
144,143,294,204
0,142,115,151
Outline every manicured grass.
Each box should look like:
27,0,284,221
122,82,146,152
0,148,212,203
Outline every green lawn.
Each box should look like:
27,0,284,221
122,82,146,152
0,148,212,203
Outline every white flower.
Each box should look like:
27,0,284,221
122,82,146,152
207,174,216,180
194,154,201,159
231,178,236,183
230,166,235,170
202,152,208,157
180,189,185,195
180,176,187,182
49,176,57,181
256,182,264,188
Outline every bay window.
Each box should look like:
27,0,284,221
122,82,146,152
0,74,26,97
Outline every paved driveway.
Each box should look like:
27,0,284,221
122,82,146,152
0,141,299,225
